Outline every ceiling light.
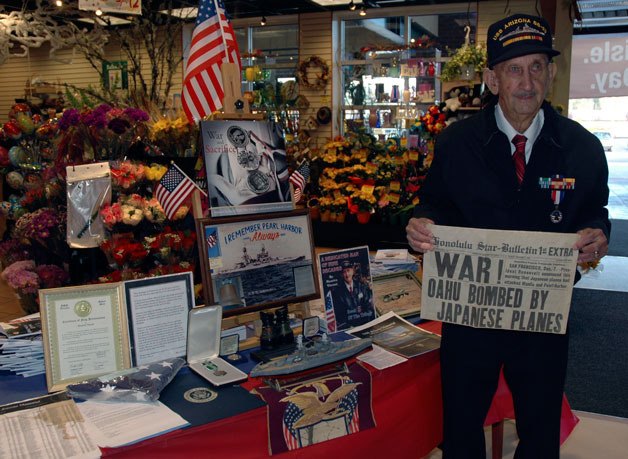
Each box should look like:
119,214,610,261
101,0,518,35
260,16,267,26
54,0,63,6
349,1,356,11
95,8,103,16
359,6,366,16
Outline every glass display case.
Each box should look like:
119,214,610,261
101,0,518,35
340,48,441,139
336,9,477,138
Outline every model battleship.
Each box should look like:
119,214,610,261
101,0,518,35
249,334,373,377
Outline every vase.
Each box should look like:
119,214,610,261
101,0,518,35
18,293,39,315
357,211,371,224
320,209,331,222
335,211,347,223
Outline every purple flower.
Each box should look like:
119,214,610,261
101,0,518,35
123,108,149,123
108,118,131,135
58,109,80,130
82,104,111,129
35,264,70,288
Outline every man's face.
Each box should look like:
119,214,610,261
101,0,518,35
342,267,354,283
484,53,556,129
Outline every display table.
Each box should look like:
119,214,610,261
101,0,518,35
0,322,578,458
101,322,579,458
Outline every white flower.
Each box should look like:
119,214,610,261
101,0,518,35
121,204,143,226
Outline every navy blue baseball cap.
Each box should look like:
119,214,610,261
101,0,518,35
487,14,560,68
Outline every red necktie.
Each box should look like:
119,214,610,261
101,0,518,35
512,134,527,185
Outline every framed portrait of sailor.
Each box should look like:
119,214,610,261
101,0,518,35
196,208,320,316
200,119,295,217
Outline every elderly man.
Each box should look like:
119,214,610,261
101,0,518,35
406,13,610,458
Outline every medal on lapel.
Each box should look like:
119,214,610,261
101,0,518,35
539,175,575,223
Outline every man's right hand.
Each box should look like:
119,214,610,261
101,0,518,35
406,217,435,253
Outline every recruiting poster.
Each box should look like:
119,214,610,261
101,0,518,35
200,120,293,217
318,247,376,332
420,225,579,334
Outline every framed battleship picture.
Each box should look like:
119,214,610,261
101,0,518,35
196,208,320,316
200,119,295,217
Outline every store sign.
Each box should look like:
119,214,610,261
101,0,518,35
102,61,128,90
79,0,142,15
570,33,628,99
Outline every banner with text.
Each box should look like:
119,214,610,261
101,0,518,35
570,33,628,99
420,225,578,334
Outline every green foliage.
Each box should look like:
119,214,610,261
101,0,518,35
440,43,487,82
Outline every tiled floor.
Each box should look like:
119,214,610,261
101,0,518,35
1,150,627,457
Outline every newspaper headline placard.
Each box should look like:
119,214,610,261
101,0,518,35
420,225,579,334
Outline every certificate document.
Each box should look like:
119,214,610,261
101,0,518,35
125,273,194,366
420,225,579,334
40,283,130,392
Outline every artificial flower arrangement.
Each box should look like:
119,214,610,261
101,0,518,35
56,104,149,163
306,118,441,225
97,227,196,283
99,193,180,233
110,160,146,190
1,260,70,313
147,112,198,157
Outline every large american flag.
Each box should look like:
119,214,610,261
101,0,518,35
289,161,310,203
155,164,197,220
182,0,241,123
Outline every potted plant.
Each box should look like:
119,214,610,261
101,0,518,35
349,191,377,224
440,42,487,82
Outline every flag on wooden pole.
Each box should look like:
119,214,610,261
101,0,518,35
182,0,241,123
155,163,197,220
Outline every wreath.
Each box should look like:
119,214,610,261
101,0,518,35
297,56,330,90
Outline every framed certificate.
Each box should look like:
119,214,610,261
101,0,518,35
372,271,422,317
196,208,320,316
39,283,131,392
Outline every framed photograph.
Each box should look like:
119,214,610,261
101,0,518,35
200,119,294,217
372,271,422,318
196,208,319,316
318,246,376,333
39,283,131,392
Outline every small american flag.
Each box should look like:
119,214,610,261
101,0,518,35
324,290,337,333
339,386,360,433
155,164,197,220
182,0,241,123
289,161,310,203
282,402,303,450
206,229,217,248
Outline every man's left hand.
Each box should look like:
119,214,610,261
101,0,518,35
574,227,609,263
